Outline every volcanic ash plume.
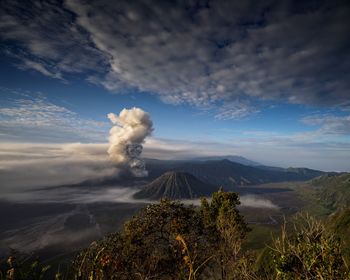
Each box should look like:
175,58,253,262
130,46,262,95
107,107,153,177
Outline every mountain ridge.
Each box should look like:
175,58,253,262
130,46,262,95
191,155,261,166
146,159,326,188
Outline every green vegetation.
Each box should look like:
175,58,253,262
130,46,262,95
289,174,350,217
0,252,51,280
311,173,350,210
327,208,350,262
268,213,349,280
244,225,279,251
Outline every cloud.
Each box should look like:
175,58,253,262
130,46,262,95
0,0,108,79
239,195,279,209
0,176,279,210
0,89,108,142
1,0,349,117
302,114,350,135
19,58,64,80
0,143,116,191
215,101,260,120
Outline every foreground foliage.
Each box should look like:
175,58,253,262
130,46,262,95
1,191,350,279
0,252,51,280
264,214,350,280
73,190,253,279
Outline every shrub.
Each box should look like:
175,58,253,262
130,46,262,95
0,252,50,280
269,213,350,280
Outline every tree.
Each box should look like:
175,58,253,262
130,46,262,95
73,191,251,280
200,190,251,279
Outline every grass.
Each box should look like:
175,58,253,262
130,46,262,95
244,224,280,251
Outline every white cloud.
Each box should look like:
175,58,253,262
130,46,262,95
0,91,108,142
239,195,279,209
215,101,259,120
19,58,64,80
302,114,350,135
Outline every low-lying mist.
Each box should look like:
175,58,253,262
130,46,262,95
239,194,279,209
0,183,279,257
1,183,279,210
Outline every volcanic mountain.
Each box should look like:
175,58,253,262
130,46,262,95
133,171,218,200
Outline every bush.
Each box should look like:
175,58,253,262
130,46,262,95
269,213,350,280
0,252,51,280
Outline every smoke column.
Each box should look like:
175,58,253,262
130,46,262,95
107,107,153,177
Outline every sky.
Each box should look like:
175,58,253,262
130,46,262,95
0,0,350,176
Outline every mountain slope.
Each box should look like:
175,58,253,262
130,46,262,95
311,173,350,210
133,171,218,200
327,208,350,261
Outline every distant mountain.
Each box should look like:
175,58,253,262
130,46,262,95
133,171,218,200
254,165,286,172
192,155,261,166
146,159,325,188
57,158,328,190
256,165,325,177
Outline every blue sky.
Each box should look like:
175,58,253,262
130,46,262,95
0,0,349,171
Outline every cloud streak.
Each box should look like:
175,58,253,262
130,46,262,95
302,114,350,135
0,89,108,142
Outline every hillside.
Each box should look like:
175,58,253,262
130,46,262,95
133,171,217,200
311,173,350,210
146,159,325,188
327,208,350,261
